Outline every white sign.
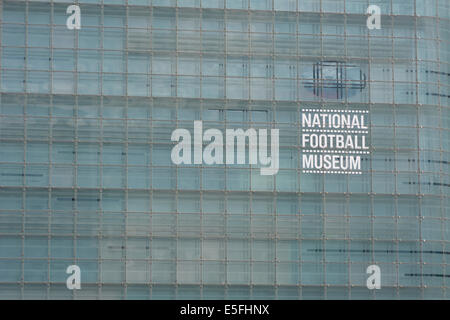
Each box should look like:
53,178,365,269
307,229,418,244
301,109,370,174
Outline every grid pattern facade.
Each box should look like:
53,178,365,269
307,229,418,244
0,0,449,299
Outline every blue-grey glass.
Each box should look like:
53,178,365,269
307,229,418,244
0,0,448,300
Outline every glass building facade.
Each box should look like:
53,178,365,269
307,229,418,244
0,0,449,299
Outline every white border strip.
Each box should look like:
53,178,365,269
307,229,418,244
302,109,370,114
302,150,370,154
302,170,363,175
302,129,369,133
